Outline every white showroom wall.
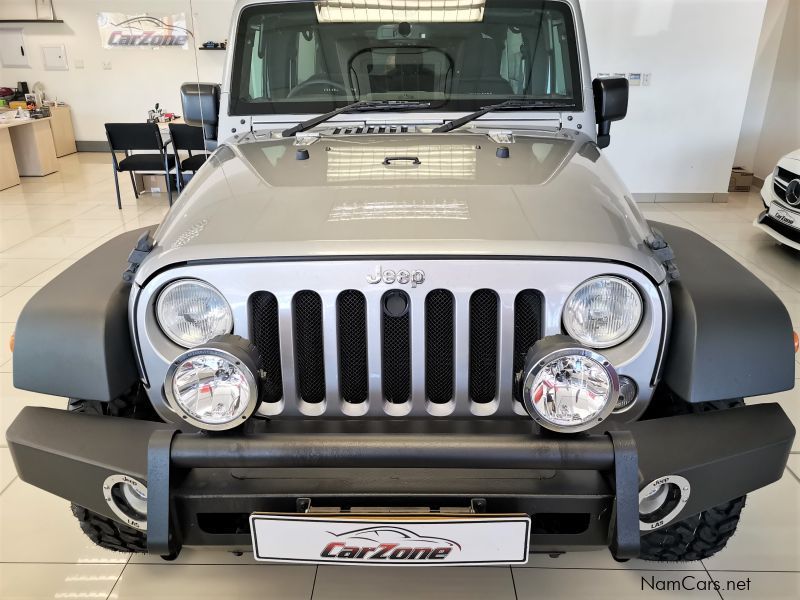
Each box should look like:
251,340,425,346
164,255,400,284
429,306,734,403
0,0,772,195
742,0,800,179
0,0,236,141
582,0,767,196
734,0,792,177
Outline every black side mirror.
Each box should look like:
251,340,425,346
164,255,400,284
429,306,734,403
592,77,629,149
180,82,220,141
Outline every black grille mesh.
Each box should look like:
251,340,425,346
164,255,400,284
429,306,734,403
293,291,326,403
776,167,798,202
382,291,411,403
425,290,455,403
469,289,499,403
337,290,369,404
249,292,283,403
777,167,798,182
252,286,541,412
513,290,544,401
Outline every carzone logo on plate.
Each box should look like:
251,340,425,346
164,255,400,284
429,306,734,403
250,515,530,564
97,14,193,49
775,210,796,227
320,526,461,561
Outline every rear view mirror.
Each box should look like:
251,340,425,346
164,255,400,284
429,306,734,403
592,77,629,149
180,82,220,141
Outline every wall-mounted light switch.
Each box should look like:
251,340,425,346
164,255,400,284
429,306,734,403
628,73,643,86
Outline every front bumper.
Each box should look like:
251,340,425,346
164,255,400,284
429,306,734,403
6,404,795,560
756,208,800,251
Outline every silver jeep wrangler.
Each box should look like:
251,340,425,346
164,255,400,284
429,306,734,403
7,0,797,566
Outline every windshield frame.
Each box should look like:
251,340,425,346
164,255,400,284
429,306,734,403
228,0,584,117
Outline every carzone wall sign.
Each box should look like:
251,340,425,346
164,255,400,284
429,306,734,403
97,13,193,49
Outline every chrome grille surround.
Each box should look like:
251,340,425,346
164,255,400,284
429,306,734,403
774,166,800,206
133,259,668,423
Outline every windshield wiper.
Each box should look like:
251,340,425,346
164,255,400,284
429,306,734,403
282,100,431,137
431,100,573,133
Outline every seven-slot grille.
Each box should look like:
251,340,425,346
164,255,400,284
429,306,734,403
249,288,543,417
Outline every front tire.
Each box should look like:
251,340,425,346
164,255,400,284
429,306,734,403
68,392,149,553
639,390,746,561
71,504,147,553
639,496,746,561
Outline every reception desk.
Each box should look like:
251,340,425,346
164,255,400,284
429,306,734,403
0,117,60,190
0,127,20,190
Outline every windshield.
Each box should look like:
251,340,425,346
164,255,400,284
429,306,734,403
230,0,582,115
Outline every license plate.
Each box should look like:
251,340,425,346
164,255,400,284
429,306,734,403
249,514,531,565
769,202,800,229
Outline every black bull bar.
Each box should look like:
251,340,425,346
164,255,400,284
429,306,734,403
6,403,795,560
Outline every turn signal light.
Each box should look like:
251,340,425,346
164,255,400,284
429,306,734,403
794,331,799,354
8,332,13,353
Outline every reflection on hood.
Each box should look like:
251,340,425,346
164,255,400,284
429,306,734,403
235,132,573,187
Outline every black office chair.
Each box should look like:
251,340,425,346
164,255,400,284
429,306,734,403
169,123,211,192
105,122,176,209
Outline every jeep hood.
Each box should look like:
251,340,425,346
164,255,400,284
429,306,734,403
138,131,665,282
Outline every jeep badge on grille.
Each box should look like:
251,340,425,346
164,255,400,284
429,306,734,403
367,266,426,287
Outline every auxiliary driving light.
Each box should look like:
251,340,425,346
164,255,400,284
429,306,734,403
520,336,620,433
164,335,261,431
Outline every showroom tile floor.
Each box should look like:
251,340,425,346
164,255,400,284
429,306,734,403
0,152,799,599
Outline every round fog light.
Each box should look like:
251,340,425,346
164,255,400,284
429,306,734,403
102,474,147,531
639,483,670,515
165,335,261,431
520,337,620,433
639,475,692,531
121,481,148,516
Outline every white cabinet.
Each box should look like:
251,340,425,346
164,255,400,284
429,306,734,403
0,29,30,68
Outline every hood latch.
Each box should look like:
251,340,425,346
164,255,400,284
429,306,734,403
646,227,680,282
122,231,154,283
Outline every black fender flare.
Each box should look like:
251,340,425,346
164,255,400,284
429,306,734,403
13,228,150,401
655,222,795,402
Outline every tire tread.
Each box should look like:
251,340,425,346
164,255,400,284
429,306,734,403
68,392,148,554
640,390,746,562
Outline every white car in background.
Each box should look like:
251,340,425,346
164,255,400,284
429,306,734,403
756,149,800,251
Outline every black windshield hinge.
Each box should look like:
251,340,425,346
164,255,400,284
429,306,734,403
646,227,680,281
122,231,154,283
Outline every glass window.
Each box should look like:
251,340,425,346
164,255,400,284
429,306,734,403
231,0,582,115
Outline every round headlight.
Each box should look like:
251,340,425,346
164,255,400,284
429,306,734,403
520,338,620,433
164,335,260,431
563,276,643,349
156,279,233,348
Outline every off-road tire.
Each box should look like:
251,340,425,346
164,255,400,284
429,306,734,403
68,390,149,553
639,496,746,561
639,390,746,561
71,503,147,553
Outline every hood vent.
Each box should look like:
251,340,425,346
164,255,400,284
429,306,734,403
330,125,414,135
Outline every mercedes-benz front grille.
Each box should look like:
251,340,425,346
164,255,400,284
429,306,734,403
775,167,799,203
